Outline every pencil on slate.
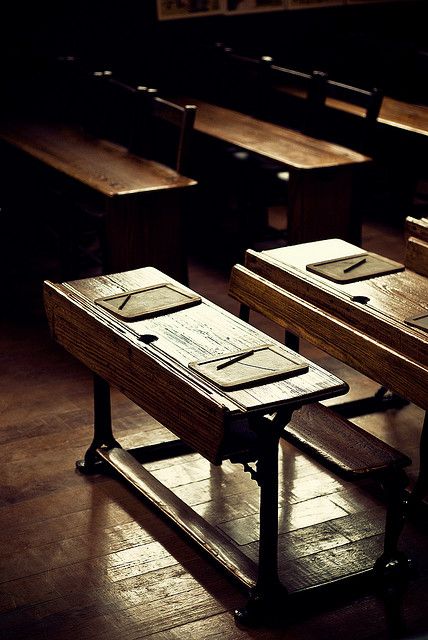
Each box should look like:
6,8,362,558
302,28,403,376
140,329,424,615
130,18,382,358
217,349,254,370
343,257,367,273
118,293,131,310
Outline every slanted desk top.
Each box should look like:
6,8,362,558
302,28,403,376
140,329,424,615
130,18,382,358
238,239,428,410
43,267,347,463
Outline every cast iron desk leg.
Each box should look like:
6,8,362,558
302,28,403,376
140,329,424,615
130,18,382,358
410,410,428,506
234,411,291,626
76,373,121,473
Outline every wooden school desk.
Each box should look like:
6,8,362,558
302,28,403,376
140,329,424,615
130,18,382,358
334,94,428,139
229,238,428,504
171,97,371,245
44,265,411,624
274,81,428,138
0,119,197,283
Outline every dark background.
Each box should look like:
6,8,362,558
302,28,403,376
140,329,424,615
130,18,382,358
1,1,427,103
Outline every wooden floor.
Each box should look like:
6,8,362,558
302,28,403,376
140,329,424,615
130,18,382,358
1,213,428,640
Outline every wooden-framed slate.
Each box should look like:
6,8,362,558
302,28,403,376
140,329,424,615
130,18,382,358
306,252,404,283
188,343,309,390
95,283,201,320
405,313,428,332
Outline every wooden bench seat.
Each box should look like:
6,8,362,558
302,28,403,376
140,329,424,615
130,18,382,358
284,401,411,572
285,402,410,481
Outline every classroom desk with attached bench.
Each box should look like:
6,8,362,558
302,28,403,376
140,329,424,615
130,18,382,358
43,266,413,625
273,77,428,138
172,97,371,245
229,238,428,506
0,119,196,283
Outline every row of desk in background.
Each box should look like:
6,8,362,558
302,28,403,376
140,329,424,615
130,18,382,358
1,80,427,287
2,69,428,283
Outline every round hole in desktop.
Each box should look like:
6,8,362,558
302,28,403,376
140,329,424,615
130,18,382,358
351,295,370,304
138,334,158,344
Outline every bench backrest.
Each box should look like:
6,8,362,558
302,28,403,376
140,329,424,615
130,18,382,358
404,216,428,277
81,73,196,175
315,78,383,153
263,62,328,134
131,88,197,175
199,43,270,116
81,70,138,147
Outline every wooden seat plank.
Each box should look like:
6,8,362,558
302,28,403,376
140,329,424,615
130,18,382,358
285,403,411,480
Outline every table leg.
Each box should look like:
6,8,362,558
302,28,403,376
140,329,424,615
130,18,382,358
374,468,411,579
104,190,189,284
410,410,428,505
234,412,290,626
76,373,121,473
287,167,358,245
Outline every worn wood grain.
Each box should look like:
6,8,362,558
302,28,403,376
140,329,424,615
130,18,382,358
1,230,427,638
275,83,428,137
173,97,370,169
242,241,428,377
0,120,196,196
405,216,428,244
405,236,428,278
229,263,428,410
43,267,347,462
171,96,370,244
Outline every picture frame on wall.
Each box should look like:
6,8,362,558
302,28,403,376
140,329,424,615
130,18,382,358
284,0,344,8
226,0,284,13
156,0,226,20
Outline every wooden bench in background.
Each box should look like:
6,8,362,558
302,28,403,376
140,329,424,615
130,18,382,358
171,96,371,246
405,216,428,278
0,79,197,284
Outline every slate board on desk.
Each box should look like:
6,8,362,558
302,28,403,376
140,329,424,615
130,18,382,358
95,283,201,320
405,313,428,332
306,252,405,283
188,344,309,390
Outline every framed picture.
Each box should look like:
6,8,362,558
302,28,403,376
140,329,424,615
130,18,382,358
345,0,399,5
284,0,344,8
156,0,226,20
226,0,284,13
